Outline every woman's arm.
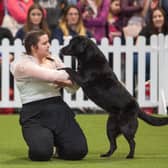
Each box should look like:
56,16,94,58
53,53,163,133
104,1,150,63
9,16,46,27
121,0,142,16
11,59,70,83
84,0,110,26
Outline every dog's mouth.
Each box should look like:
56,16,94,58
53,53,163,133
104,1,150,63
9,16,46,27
60,48,76,59
60,48,66,55
60,46,72,55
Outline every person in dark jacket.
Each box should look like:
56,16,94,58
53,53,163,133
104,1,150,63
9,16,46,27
138,7,168,44
52,4,92,45
15,3,51,41
134,7,168,82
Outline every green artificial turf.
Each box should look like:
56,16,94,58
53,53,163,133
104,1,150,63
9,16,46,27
0,114,168,168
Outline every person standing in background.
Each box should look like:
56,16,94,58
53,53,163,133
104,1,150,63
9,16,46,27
107,0,121,44
120,0,144,28
77,0,110,44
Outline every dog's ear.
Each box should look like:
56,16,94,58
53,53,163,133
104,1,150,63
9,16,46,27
77,38,88,53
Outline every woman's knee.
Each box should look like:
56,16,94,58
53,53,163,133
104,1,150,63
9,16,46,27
58,144,88,160
29,146,53,161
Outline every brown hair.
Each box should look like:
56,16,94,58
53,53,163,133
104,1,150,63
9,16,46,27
150,7,168,34
108,0,120,20
24,30,47,55
24,3,51,37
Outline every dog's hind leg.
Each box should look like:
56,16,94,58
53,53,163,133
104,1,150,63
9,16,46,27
121,118,138,159
124,134,135,159
100,115,120,157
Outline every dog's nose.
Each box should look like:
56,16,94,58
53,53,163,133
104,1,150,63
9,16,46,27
60,47,66,55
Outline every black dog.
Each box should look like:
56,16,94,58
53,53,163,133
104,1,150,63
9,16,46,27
60,36,168,159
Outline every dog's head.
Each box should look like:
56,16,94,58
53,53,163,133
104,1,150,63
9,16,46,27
60,36,89,58
60,36,107,69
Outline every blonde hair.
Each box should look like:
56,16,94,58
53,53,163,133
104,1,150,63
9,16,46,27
59,5,87,36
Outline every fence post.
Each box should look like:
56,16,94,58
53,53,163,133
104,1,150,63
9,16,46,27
1,39,10,103
0,37,162,109
158,34,167,115
137,36,146,104
150,35,158,104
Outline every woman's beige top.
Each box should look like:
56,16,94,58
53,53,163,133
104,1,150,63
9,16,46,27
10,54,76,104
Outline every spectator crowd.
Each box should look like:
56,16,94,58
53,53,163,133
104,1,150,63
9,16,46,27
0,0,168,45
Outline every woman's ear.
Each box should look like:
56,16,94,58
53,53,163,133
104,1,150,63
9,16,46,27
31,45,37,54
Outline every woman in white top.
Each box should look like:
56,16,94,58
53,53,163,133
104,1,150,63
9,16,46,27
10,30,88,161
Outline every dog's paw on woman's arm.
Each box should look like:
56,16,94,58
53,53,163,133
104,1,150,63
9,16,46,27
53,79,73,87
57,67,73,71
65,81,80,94
58,67,77,78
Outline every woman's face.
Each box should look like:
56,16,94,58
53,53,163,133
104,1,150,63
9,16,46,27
29,8,43,25
34,34,50,58
110,0,120,15
152,9,165,29
66,8,80,26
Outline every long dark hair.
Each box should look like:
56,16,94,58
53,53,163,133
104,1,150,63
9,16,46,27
149,7,168,34
24,3,51,37
24,30,47,55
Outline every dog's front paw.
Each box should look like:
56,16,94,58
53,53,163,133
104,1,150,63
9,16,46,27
58,67,74,75
58,67,71,71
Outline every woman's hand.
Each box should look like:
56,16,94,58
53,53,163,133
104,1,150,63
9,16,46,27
82,10,92,19
54,79,74,87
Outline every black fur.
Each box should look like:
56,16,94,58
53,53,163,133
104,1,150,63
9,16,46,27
60,36,168,159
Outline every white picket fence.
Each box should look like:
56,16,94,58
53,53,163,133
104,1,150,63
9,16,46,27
0,34,168,115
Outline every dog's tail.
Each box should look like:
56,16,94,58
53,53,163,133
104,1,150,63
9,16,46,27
138,110,168,126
